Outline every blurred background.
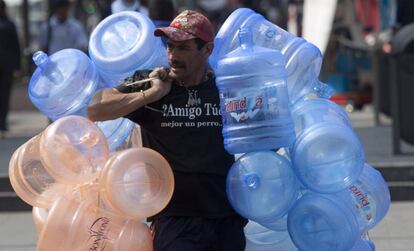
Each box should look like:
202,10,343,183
1,0,414,250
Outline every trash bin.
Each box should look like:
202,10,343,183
390,23,414,154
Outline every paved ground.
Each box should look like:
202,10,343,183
0,82,413,250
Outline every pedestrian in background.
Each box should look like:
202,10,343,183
111,0,149,15
148,0,175,28
38,0,88,55
148,0,176,46
0,0,21,136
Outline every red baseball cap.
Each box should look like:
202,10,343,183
154,10,214,43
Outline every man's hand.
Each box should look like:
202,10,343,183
148,67,173,102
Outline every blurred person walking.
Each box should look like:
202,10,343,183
0,0,21,136
38,0,88,54
148,0,175,28
111,0,149,15
148,0,176,46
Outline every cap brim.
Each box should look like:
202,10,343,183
154,27,197,42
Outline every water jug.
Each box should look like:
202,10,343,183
29,50,100,121
33,207,49,234
96,118,135,152
89,11,168,87
244,220,298,251
39,115,109,184
350,238,375,251
8,136,71,208
287,164,390,251
216,27,295,154
290,98,365,193
99,148,174,219
211,8,333,104
226,151,298,224
37,192,153,251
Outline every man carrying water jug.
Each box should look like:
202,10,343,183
88,10,247,251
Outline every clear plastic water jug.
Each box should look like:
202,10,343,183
96,118,135,152
33,207,49,234
287,164,390,251
350,238,375,251
211,8,333,104
89,11,168,87
244,220,298,251
37,192,153,251
99,148,174,219
290,98,365,193
39,115,109,184
226,151,298,224
216,27,295,154
8,136,71,208
29,50,100,121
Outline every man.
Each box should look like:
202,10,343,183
111,0,149,15
88,10,247,251
0,0,20,136
38,0,88,54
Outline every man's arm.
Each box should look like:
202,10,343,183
88,68,172,121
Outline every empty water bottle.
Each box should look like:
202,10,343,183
96,118,135,152
29,50,101,121
287,164,390,251
290,98,365,193
99,148,174,219
8,136,71,208
350,238,375,251
216,27,295,154
211,8,333,104
244,220,298,251
39,115,109,184
89,11,168,87
37,192,153,251
226,151,298,224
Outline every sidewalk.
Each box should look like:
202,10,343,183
0,202,412,251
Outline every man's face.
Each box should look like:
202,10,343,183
166,39,212,81
56,5,70,22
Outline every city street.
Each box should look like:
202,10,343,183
0,82,413,250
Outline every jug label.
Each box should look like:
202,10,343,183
222,86,283,123
225,95,263,122
87,217,111,251
349,184,376,224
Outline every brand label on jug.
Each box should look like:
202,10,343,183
349,184,376,224
225,95,263,122
87,217,111,251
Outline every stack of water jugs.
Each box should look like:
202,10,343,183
28,11,168,151
212,8,391,251
9,115,174,250
12,11,174,250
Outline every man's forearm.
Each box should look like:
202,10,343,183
87,87,161,121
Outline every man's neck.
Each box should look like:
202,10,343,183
177,65,207,87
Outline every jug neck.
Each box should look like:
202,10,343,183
33,51,64,84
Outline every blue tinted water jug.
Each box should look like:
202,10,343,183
211,8,333,104
89,11,168,87
96,118,135,152
215,27,295,154
29,50,100,121
226,151,298,224
287,164,390,251
244,220,298,251
290,98,365,193
350,238,375,251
